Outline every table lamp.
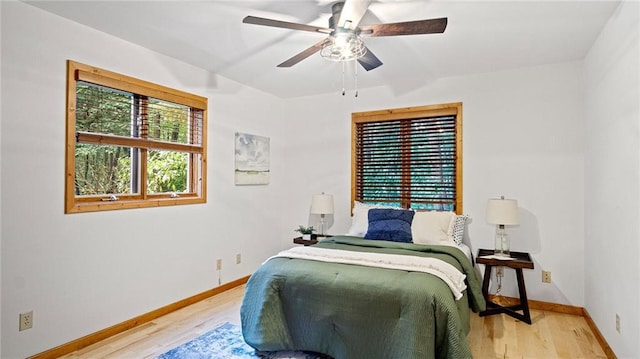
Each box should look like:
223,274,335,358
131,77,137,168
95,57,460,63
486,196,519,257
311,192,334,237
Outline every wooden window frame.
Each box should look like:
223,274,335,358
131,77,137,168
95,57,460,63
65,60,208,213
351,102,463,214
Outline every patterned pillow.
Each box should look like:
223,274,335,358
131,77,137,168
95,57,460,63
450,215,470,246
364,208,415,243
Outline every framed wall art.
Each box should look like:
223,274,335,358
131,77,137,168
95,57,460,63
235,132,270,185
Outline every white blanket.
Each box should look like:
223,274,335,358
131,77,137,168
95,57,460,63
269,246,467,300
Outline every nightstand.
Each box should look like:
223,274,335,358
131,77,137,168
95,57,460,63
293,237,318,246
476,249,534,324
293,235,332,246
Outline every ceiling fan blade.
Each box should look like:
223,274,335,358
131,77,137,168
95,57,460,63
358,47,383,71
277,39,329,68
337,0,373,30
359,18,448,37
243,16,331,34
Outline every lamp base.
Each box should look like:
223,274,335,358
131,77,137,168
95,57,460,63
319,215,326,237
494,225,510,257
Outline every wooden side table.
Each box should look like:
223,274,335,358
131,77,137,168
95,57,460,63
293,235,332,246
476,249,534,324
293,237,318,246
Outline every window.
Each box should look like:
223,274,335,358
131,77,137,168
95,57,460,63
65,60,207,213
351,103,462,213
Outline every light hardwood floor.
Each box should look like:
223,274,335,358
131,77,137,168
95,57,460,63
60,285,607,359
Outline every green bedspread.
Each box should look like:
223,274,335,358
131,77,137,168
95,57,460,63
241,236,486,359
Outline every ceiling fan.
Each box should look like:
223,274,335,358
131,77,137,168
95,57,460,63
243,0,448,71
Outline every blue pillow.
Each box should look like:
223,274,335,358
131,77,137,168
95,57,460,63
364,208,415,243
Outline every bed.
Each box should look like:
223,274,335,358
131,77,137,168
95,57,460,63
241,208,486,359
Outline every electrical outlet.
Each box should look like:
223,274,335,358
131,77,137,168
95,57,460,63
616,314,621,333
19,311,33,331
216,259,222,270
496,267,504,277
542,270,551,283
236,253,241,264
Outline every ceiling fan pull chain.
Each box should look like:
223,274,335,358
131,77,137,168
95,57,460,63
354,60,359,98
341,61,345,96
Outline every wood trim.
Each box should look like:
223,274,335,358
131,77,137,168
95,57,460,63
67,195,207,213
74,64,207,110
351,103,460,121
65,60,79,214
76,131,204,153
29,276,250,359
350,119,357,213
487,295,616,359
583,308,617,359
488,294,582,315
455,104,463,214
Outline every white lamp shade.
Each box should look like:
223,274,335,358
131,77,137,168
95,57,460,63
486,198,519,225
311,193,334,214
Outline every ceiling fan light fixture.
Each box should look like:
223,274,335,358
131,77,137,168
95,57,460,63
320,32,366,62
243,1,447,71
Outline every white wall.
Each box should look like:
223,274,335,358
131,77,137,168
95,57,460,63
0,2,289,358
0,0,3,356
584,1,640,357
2,0,637,358
0,1,3,355
283,61,586,306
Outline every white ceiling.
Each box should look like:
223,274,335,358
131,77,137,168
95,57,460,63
25,0,620,98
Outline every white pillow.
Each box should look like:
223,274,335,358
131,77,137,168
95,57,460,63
347,201,399,237
411,211,456,245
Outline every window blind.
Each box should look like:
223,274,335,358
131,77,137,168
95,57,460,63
75,81,204,151
354,114,458,211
